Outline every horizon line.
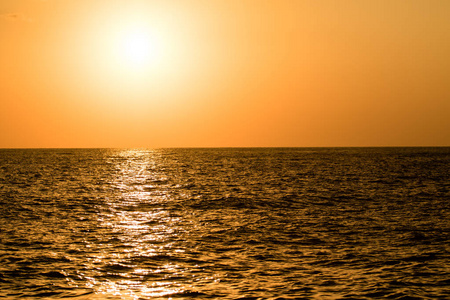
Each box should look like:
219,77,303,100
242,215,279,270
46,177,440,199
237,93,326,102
1,146,449,150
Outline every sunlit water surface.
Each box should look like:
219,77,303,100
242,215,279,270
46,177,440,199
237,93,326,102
0,148,449,299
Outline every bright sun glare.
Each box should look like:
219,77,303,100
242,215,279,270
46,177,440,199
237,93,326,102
91,13,199,102
119,27,161,68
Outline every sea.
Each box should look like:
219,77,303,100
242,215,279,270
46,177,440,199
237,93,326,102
0,148,449,299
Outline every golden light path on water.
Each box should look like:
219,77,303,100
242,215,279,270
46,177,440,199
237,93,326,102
84,150,196,299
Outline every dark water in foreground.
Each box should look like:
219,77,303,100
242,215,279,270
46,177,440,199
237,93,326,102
0,148,449,299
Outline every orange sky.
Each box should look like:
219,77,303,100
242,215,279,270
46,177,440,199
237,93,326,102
1,0,449,148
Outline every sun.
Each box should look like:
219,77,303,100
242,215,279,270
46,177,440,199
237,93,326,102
82,8,209,106
117,26,162,69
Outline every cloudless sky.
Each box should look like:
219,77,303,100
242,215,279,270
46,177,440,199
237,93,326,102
1,0,449,148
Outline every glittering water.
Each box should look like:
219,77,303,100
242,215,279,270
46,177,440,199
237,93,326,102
0,148,449,299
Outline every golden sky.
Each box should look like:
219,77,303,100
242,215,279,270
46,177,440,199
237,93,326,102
1,0,449,147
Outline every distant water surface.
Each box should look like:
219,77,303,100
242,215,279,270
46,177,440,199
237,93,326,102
0,148,449,299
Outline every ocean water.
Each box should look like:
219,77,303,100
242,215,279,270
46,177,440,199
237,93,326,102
0,148,449,299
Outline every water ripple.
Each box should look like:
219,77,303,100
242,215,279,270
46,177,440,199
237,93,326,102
0,148,449,299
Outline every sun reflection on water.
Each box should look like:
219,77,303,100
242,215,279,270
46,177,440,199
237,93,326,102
87,149,187,298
